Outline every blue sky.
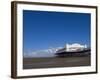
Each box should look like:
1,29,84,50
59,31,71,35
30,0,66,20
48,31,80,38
23,10,91,53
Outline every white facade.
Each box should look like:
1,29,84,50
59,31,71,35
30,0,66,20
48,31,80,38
65,43,87,51
56,43,87,53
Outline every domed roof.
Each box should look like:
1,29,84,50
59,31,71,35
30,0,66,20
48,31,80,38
65,43,86,48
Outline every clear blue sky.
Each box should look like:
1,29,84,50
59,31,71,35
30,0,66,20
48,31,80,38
23,10,91,52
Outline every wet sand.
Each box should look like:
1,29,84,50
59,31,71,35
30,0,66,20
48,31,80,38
23,56,90,69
